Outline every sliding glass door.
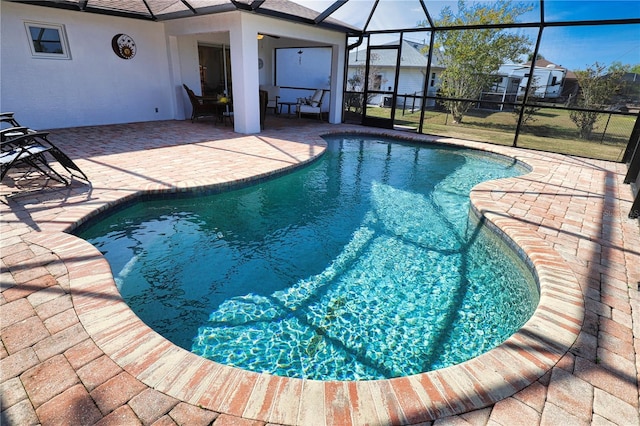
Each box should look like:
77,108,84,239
198,44,232,98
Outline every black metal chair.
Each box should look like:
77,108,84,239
1,132,67,184
1,130,88,184
0,112,21,128
1,127,33,146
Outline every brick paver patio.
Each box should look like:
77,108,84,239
1,118,638,425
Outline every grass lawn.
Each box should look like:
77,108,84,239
361,105,634,162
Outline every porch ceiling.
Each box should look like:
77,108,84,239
7,0,361,33
8,0,639,36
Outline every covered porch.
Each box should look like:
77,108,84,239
1,1,346,134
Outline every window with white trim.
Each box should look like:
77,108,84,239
24,21,71,59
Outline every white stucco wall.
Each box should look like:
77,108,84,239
1,2,346,132
1,2,175,130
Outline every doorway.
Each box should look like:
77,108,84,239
362,45,398,129
198,44,232,98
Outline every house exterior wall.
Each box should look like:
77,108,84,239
397,68,426,108
426,71,442,107
535,68,565,98
494,64,567,100
1,3,346,132
346,64,440,107
397,69,425,97
517,69,564,98
1,2,174,130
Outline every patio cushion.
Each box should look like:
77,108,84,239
310,89,323,107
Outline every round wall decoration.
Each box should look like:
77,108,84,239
258,58,264,69
112,34,136,59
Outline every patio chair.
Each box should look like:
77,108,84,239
259,90,268,130
1,127,32,146
0,112,20,128
1,114,38,144
297,89,326,120
259,85,280,115
1,132,69,184
183,84,220,122
1,129,88,183
0,113,37,134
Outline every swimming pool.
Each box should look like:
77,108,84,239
77,134,539,381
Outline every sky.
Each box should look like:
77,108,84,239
296,0,640,71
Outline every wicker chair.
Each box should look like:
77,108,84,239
259,85,280,115
183,84,220,122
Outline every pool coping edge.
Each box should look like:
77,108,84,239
26,130,584,425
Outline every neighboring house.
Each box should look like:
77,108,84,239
347,40,444,108
485,59,568,108
561,69,579,104
0,1,349,133
522,59,569,100
616,72,640,110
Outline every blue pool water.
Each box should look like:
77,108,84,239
77,135,539,380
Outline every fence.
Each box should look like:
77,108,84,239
343,92,638,162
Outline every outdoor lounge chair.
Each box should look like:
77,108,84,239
0,112,21,128
183,84,221,122
0,113,37,137
1,127,32,145
1,132,68,184
297,89,326,120
1,129,88,183
1,113,38,141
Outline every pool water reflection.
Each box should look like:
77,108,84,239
77,135,539,380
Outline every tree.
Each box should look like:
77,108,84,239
513,75,541,126
609,61,639,104
569,62,627,139
527,52,545,62
609,61,630,74
419,0,533,123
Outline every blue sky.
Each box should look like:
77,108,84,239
541,1,640,70
297,0,640,71
540,23,640,70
